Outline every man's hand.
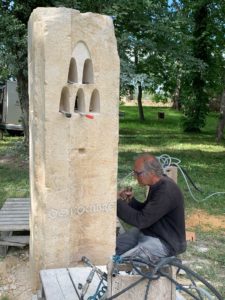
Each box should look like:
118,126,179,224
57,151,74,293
118,186,133,203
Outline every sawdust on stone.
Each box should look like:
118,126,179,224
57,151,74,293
186,209,225,231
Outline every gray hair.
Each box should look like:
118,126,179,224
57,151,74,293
141,155,163,177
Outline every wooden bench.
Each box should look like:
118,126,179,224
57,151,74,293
0,197,30,256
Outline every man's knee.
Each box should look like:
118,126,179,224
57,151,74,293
116,227,140,255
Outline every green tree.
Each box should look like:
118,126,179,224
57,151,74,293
0,0,114,144
178,0,225,132
216,89,225,142
0,0,57,144
181,1,212,131
112,0,177,121
2,0,225,136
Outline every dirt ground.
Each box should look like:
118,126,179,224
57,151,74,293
122,99,173,107
0,248,32,300
0,209,225,300
186,209,225,231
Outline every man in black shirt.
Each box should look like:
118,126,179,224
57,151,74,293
116,154,186,261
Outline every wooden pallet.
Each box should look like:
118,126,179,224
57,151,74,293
0,198,30,256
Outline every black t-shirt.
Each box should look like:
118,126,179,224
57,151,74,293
117,176,186,255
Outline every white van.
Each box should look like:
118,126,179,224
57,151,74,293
0,80,23,133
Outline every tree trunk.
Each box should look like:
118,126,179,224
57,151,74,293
172,79,181,110
137,83,145,121
126,85,134,101
216,89,225,143
17,71,29,146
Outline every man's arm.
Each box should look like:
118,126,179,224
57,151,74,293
117,190,176,229
128,197,145,210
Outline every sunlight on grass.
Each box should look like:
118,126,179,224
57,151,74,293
0,136,29,207
119,106,225,215
168,142,225,152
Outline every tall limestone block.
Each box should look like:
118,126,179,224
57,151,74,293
28,7,120,288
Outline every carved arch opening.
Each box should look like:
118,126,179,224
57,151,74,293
68,58,78,83
59,86,70,113
89,89,100,113
82,59,94,84
74,88,85,113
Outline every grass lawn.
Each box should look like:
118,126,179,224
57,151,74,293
119,106,225,215
0,137,29,207
0,106,224,297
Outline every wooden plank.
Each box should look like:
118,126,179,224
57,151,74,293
40,269,79,300
0,245,8,257
0,218,29,222
0,215,29,219
2,199,29,202
0,240,28,247
0,221,29,224
0,225,29,230
0,198,30,242
0,215,29,218
0,235,29,244
2,204,30,208
1,210,30,213
5,198,31,203
1,207,30,211
5,198,30,202
4,204,30,206
0,220,29,224
0,224,29,231
1,203,30,206
1,209,30,213
0,216,29,220
2,203,30,205
3,199,30,205
3,205,30,207
0,211,29,215
3,204,30,207
0,225,29,231
0,219,29,222
0,231,11,256
4,201,30,204
0,212,29,216
0,208,29,212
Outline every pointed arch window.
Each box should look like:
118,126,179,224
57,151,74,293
82,59,94,84
59,87,70,112
74,89,85,113
68,58,78,83
89,89,100,113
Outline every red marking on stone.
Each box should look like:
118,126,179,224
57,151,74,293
85,114,94,119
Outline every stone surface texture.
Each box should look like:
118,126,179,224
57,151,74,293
165,166,178,183
28,7,119,289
